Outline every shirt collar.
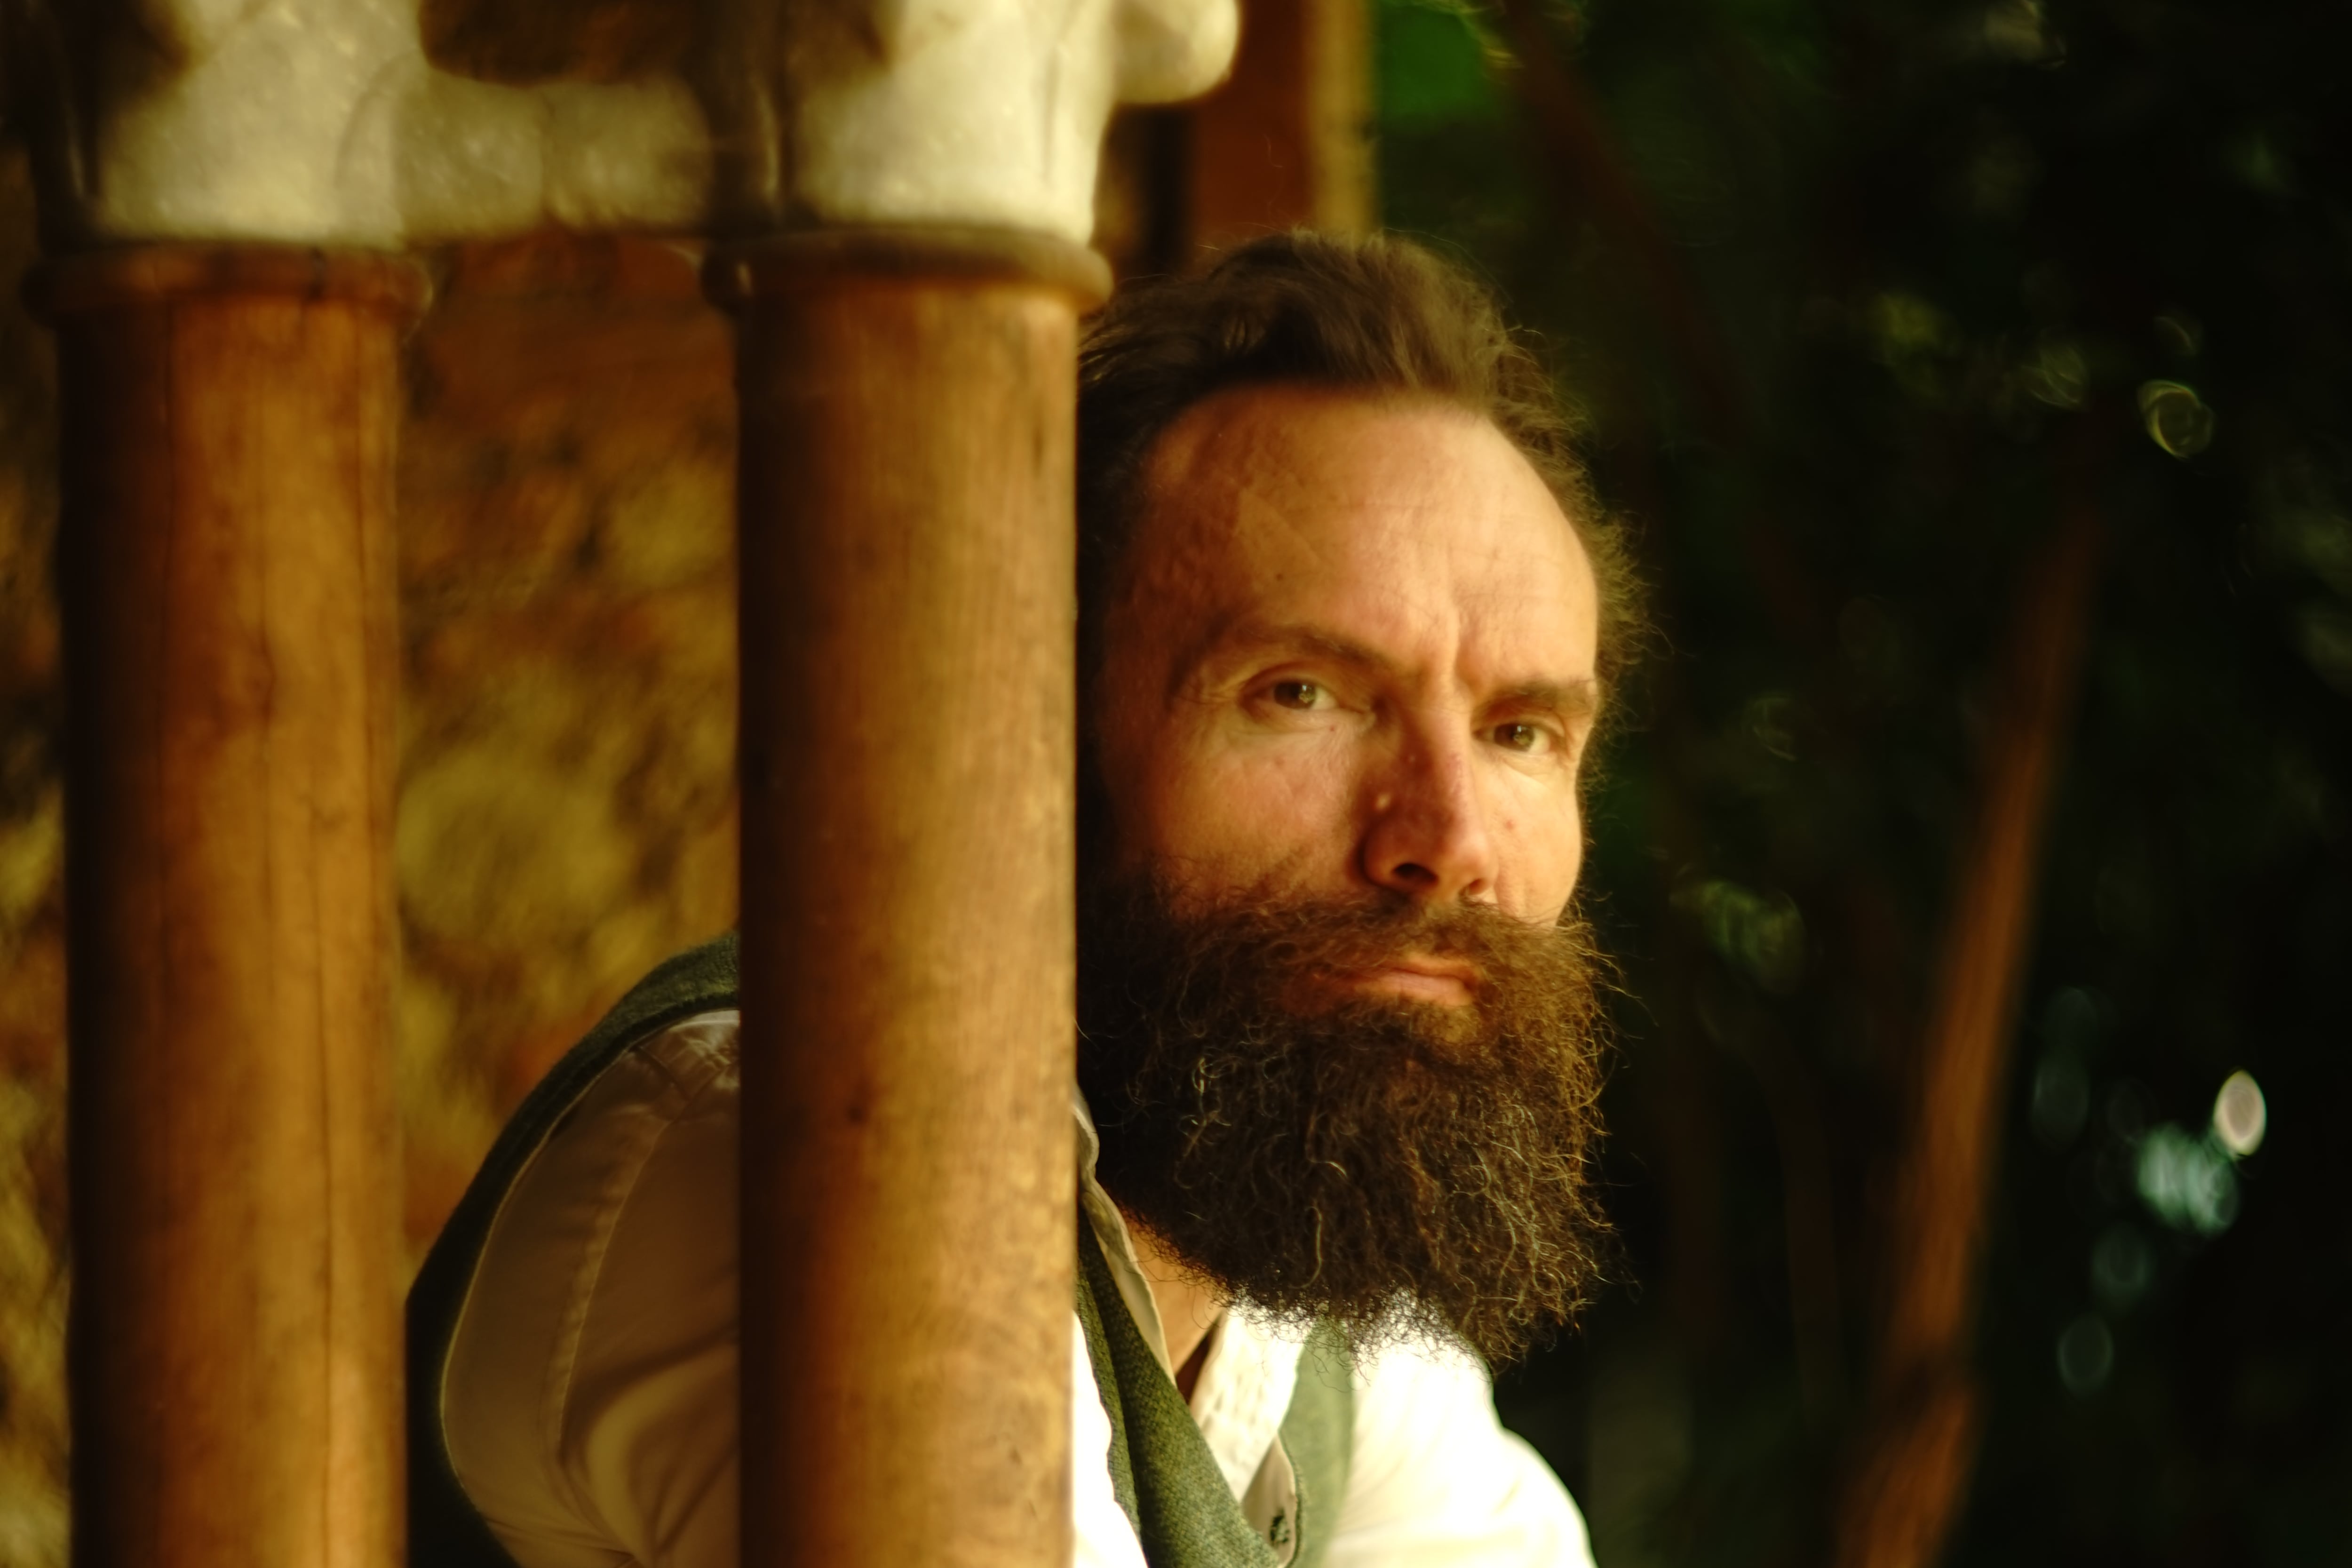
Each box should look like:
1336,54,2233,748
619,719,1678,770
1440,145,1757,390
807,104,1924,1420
1073,1084,1178,1374
1072,1084,1312,1515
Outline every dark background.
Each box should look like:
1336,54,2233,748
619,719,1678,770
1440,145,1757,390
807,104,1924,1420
1367,0,2352,1562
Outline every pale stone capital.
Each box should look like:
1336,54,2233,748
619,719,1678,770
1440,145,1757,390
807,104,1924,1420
760,0,1236,240
5,0,711,247
6,0,1238,248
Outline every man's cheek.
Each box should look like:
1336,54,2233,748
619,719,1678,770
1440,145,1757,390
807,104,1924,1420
1176,745,1358,877
1488,775,1586,919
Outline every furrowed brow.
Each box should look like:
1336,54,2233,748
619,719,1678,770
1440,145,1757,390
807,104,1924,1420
1491,677,1602,724
1174,617,1402,696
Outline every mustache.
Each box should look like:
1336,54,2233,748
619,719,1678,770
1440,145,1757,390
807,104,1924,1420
1112,878,1579,985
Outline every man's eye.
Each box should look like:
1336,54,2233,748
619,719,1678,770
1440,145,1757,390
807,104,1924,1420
1494,722,1547,752
1270,680,1324,709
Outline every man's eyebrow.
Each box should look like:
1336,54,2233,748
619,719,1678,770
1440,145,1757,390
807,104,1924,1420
1200,618,1403,677
1183,618,1602,718
1490,677,1602,721
1166,618,1401,699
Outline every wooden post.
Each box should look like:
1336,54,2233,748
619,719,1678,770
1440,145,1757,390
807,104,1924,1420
709,229,1106,1568
35,247,422,1568
1187,0,1372,252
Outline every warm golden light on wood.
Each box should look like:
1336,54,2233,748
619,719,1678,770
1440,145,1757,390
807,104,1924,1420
40,248,421,1568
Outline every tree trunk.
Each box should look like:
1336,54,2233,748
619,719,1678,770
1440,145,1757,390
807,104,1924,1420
1834,455,2106,1568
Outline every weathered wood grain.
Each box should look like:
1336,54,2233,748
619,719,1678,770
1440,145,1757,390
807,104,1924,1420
719,231,1093,1568
43,248,421,1568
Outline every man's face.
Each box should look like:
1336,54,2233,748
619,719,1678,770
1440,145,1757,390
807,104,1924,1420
1093,385,1602,967
1078,385,1612,1361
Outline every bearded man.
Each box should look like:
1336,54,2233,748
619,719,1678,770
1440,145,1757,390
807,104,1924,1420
408,230,1641,1568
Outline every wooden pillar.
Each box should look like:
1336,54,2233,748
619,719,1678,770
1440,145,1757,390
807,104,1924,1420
1187,0,1372,252
35,248,421,1568
709,229,1105,1568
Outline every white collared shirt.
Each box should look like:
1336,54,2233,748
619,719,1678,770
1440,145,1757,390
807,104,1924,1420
442,1011,1596,1568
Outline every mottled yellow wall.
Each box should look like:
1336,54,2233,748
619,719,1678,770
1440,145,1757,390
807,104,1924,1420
393,233,740,1256
0,151,742,1560
0,147,68,1568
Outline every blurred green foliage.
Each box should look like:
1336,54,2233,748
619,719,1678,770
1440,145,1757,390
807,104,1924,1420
1370,0,2352,1562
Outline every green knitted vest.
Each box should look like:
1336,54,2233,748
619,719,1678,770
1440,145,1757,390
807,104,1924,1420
1074,1222,1355,1568
406,932,1355,1567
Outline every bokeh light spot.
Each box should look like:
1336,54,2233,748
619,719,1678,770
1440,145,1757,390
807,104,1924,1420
1741,692,1799,761
2057,1314,2114,1395
1981,0,2063,62
2270,506,2352,597
2153,309,2203,359
2212,1071,2266,1156
2024,339,2087,409
2137,380,2216,457
2135,1123,2240,1235
2090,1223,2154,1311
1677,879,1807,995
2030,1051,2089,1148
2291,602,2352,696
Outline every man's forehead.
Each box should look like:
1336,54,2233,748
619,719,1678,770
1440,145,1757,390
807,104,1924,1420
1126,385,1598,677
1145,382,1486,504
1143,383,1572,541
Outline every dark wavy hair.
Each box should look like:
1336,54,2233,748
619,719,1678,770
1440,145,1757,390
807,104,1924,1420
1076,230,1646,719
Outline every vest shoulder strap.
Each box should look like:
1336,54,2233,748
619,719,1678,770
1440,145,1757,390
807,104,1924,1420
1074,1222,1356,1568
1278,1323,1355,1568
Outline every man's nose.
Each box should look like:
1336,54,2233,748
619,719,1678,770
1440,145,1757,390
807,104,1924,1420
1358,732,1500,904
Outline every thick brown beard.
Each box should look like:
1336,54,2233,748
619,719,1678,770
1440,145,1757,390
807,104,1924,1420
1076,877,1613,1366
